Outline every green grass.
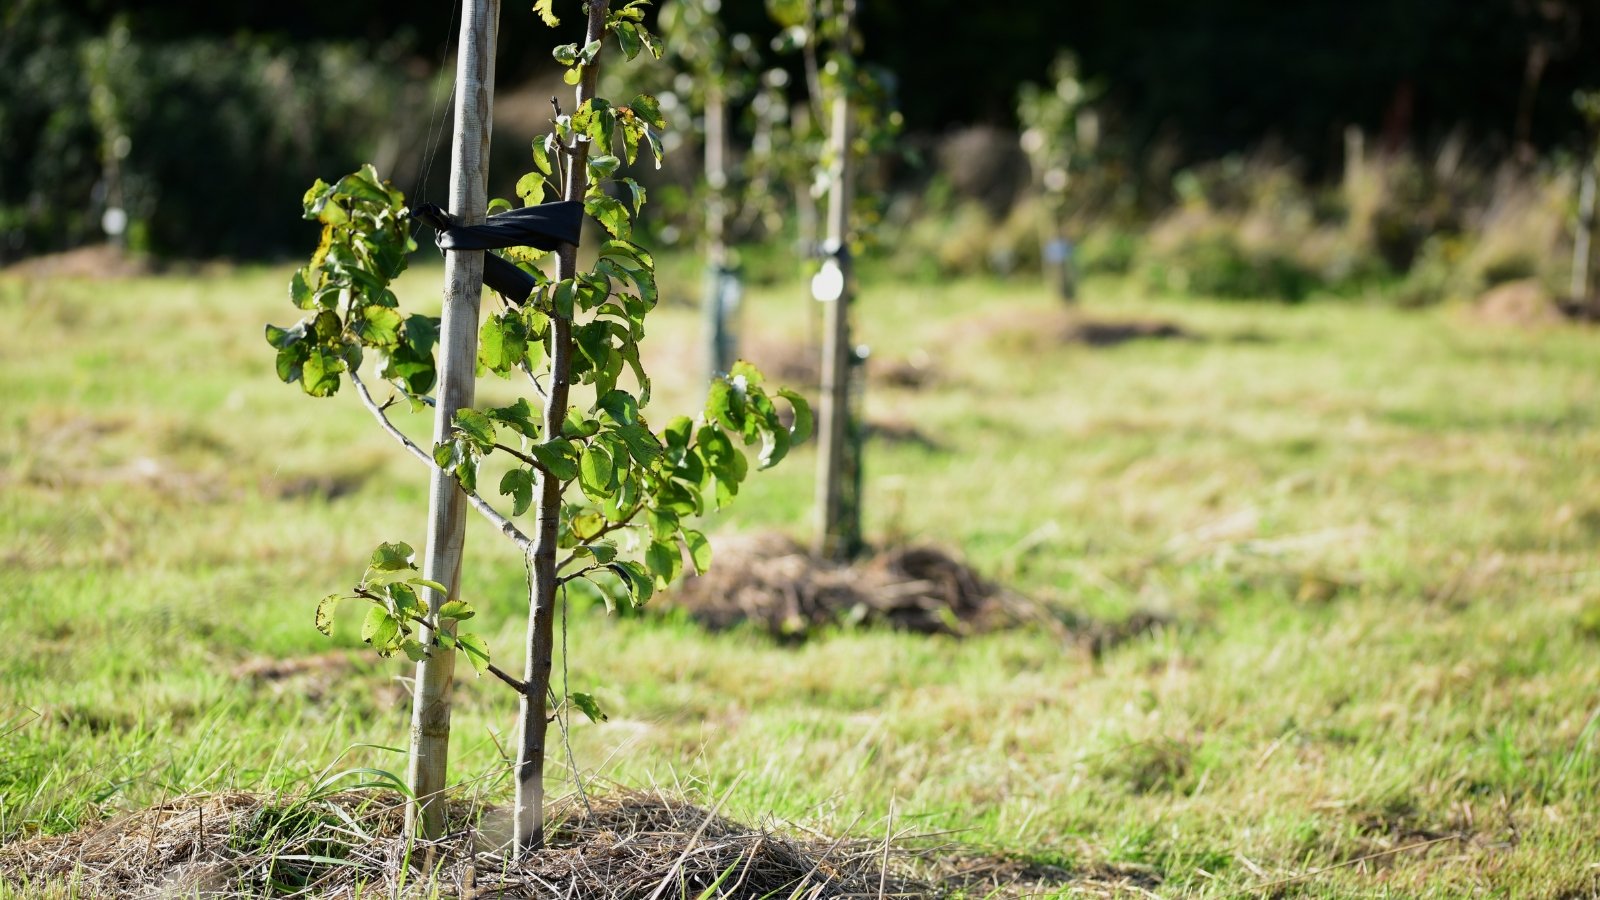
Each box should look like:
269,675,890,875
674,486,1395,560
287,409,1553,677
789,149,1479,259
3,260,1600,896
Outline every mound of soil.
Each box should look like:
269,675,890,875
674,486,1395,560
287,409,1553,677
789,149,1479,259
1473,279,1568,327
1062,316,1191,346
0,789,1117,898
972,309,1194,354
669,534,1038,639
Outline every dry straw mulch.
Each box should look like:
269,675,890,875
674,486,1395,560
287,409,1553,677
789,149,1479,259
0,788,1150,898
667,534,1054,640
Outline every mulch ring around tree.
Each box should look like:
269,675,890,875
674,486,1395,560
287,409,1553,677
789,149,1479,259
0,788,1157,898
666,533,1060,641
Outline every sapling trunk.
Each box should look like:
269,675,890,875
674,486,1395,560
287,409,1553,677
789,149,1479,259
513,0,607,853
406,0,499,841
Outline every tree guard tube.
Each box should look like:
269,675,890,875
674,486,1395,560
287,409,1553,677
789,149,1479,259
414,201,583,305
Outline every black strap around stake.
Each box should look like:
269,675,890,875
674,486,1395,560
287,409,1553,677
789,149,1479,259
414,201,582,305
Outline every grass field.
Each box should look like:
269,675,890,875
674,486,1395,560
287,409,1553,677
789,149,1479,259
2,258,1599,897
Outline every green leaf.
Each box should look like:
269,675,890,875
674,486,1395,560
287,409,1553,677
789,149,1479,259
487,397,540,439
437,600,476,621
564,408,602,439
409,578,449,596
579,443,615,498
361,606,401,653
515,171,548,206
479,312,528,375
621,178,647,215
707,378,745,432
729,360,765,387
500,468,535,516
357,306,404,347
683,529,712,575
621,117,641,164
370,542,415,571
535,0,560,27
400,638,431,661
552,279,577,319
570,692,608,723
778,388,814,444
599,239,655,272
630,93,666,129
290,269,316,308
645,539,683,587
454,408,497,451
456,632,491,677
608,560,654,606
315,594,341,636
614,423,662,466
265,320,305,352
759,422,792,470
572,510,606,541
615,21,643,59
302,347,343,397
588,155,621,178
528,439,581,481
388,582,422,617
662,415,693,460
576,541,618,564
643,126,664,169
647,508,679,541
532,137,554,175
585,196,631,240
597,389,641,425
488,197,513,215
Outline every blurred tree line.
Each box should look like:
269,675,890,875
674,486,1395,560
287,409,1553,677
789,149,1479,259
3,0,1598,261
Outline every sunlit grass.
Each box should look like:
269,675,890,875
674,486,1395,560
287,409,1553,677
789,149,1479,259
2,261,1599,895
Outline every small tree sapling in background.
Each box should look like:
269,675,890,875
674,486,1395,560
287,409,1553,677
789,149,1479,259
1017,52,1101,303
267,0,809,855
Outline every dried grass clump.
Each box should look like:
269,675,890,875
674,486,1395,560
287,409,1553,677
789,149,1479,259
0,788,1105,898
668,534,1041,640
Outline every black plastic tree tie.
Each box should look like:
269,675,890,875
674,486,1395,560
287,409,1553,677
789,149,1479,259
414,201,583,305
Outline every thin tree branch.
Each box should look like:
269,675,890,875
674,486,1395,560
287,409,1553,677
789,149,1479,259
350,371,536,554
557,564,604,586
494,442,550,476
351,371,435,468
486,660,530,695
555,506,643,573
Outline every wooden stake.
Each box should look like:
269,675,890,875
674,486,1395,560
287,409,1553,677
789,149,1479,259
813,0,860,562
704,83,733,380
514,0,608,853
405,0,500,841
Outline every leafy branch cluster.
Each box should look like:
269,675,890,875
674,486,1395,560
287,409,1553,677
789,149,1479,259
765,0,903,252
268,0,810,719
268,167,435,401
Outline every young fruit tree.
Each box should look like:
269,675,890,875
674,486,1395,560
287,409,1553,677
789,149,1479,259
1572,90,1600,308
266,0,809,853
1017,52,1100,303
653,0,760,381
768,0,889,561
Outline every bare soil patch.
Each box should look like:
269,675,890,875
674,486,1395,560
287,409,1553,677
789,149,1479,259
0,789,1115,898
0,244,153,280
1470,277,1600,327
976,309,1194,354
